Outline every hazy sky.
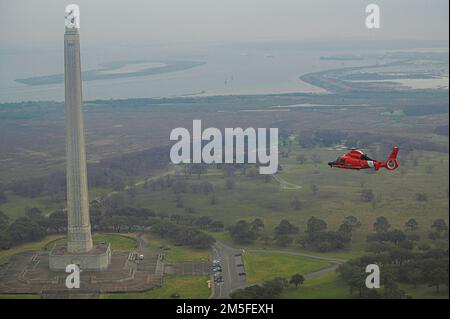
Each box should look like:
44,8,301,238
0,0,448,49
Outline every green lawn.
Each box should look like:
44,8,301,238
145,234,211,262
0,187,112,219
400,284,449,299
281,271,350,299
0,294,40,299
102,275,210,299
94,234,138,251
281,271,450,299
0,192,62,219
44,233,138,252
0,235,62,265
243,252,331,284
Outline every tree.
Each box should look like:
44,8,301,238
275,235,293,247
190,232,215,249
383,281,406,299
0,211,9,231
195,216,213,230
296,154,307,164
0,231,11,249
250,218,265,233
225,179,235,190
291,199,302,211
389,248,413,266
310,184,318,196
405,218,418,232
337,263,367,297
431,219,448,234
228,220,258,244
365,241,394,255
428,231,441,241
343,216,361,232
105,193,126,209
7,217,45,243
274,219,299,236
338,222,353,235
422,260,448,293
262,277,288,298
175,194,184,208
210,195,218,205
109,216,129,232
223,165,236,178
405,267,423,288
289,274,305,288
374,216,390,233
127,185,137,200
25,207,43,220
306,217,327,235
230,278,287,299
360,189,375,202
385,229,407,246
0,190,7,205
415,193,428,202
210,221,224,232
47,210,67,233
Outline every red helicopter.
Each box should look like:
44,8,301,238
328,146,399,171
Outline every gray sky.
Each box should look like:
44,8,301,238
0,0,448,49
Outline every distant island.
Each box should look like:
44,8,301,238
15,60,206,86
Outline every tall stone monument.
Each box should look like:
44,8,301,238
49,4,110,271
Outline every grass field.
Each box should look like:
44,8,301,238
102,275,210,299
0,192,63,219
0,233,137,265
281,271,350,299
280,271,450,299
209,231,361,260
93,234,138,251
401,284,449,299
243,252,332,284
145,234,211,262
131,146,448,239
0,187,113,220
0,294,40,299
0,235,62,265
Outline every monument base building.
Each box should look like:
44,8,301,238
49,243,111,271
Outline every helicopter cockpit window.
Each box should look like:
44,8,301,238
361,154,374,161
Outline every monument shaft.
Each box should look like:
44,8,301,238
64,28,93,253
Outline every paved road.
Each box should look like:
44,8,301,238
273,174,302,190
210,241,347,299
210,241,247,299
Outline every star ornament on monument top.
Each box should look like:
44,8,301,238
65,4,80,29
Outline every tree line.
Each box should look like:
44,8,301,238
338,216,449,298
230,274,305,299
0,202,223,250
227,216,359,252
4,146,170,199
